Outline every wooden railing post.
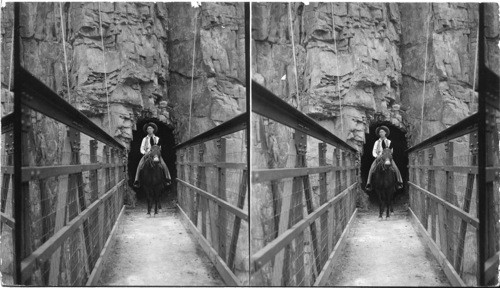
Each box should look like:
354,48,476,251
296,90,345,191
419,150,428,229
318,143,328,268
444,141,456,263
227,168,247,272
89,139,100,267
454,132,478,275
333,148,341,246
410,154,416,210
216,138,227,261
427,147,437,242
1,128,13,215
176,149,183,210
301,138,320,281
197,143,207,237
286,130,306,285
188,146,196,225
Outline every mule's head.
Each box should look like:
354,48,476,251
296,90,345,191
376,148,393,170
146,145,162,165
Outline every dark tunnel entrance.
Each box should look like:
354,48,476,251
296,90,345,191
128,118,177,201
361,122,409,204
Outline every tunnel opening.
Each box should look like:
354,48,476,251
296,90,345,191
360,121,409,205
128,118,177,201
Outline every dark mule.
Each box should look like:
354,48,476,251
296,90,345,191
140,145,164,216
372,148,397,219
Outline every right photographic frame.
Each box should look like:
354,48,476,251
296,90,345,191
249,2,499,286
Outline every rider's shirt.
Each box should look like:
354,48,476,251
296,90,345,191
140,135,160,155
372,138,392,158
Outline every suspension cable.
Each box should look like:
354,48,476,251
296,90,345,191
472,23,479,93
288,2,300,109
188,8,199,139
98,2,112,134
7,25,14,112
331,3,344,138
419,3,432,142
59,3,72,104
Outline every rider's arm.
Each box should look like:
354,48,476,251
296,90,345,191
140,137,147,155
372,140,379,158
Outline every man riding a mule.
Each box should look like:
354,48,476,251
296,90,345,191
365,125,403,191
133,122,171,188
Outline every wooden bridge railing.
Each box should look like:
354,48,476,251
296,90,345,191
406,4,499,286
250,82,360,286
9,4,128,284
406,114,480,286
1,113,15,285
9,67,127,286
174,112,248,286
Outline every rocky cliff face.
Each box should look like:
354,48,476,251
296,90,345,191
253,2,405,150
400,2,499,145
252,2,498,150
1,2,246,146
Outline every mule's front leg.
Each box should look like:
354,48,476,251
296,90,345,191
147,194,151,215
378,194,384,218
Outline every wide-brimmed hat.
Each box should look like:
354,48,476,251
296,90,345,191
375,125,390,136
143,122,158,134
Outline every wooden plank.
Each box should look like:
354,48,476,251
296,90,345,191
20,163,125,182
484,251,500,284
318,143,328,269
217,138,227,261
314,209,358,286
252,81,357,154
271,175,294,286
408,165,478,174
409,208,466,287
252,166,357,183
177,204,241,286
86,205,125,286
270,134,298,286
188,147,197,225
20,179,125,282
197,143,207,238
252,182,357,271
177,179,248,221
405,113,478,154
227,169,247,271
0,211,15,227
303,174,320,279
454,133,477,275
174,162,246,170
408,182,478,228
427,148,437,242
48,174,70,285
289,130,307,286
444,142,456,263
419,151,428,230
173,112,246,151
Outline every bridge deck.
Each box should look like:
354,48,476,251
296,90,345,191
98,202,224,286
327,206,451,286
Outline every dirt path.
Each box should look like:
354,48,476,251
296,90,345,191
327,205,450,286
98,202,224,286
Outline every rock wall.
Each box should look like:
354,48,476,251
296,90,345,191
168,3,246,143
400,2,499,146
1,2,246,147
253,2,405,151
